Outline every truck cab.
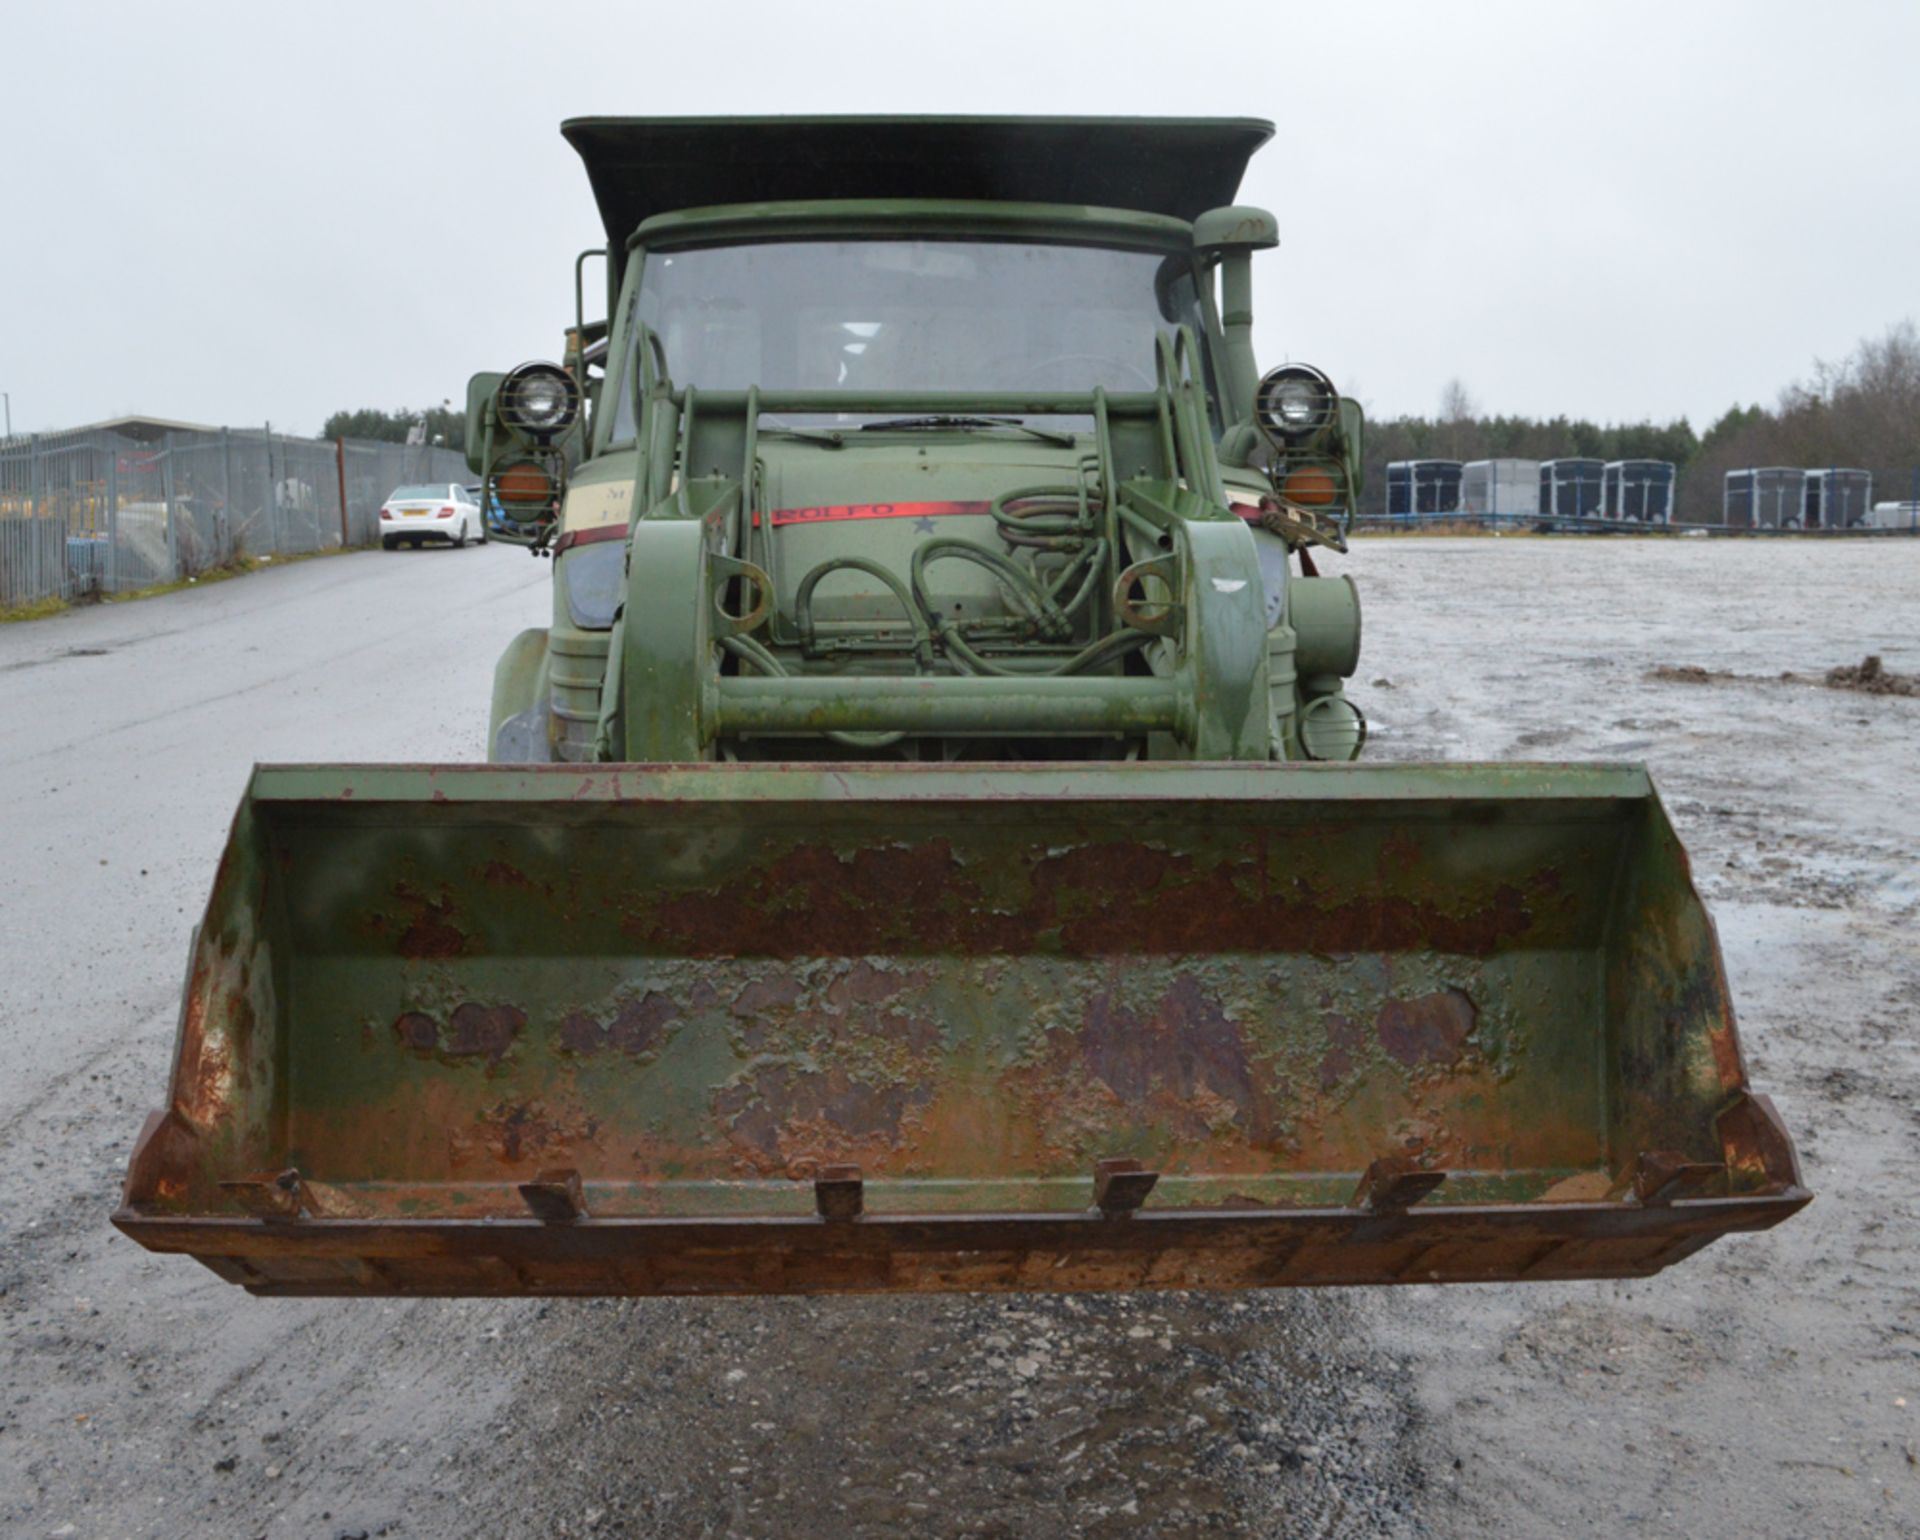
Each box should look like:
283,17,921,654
470,118,1365,766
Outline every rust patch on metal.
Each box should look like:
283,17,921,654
628,836,1539,961
393,1011,439,1052
462,1100,598,1167
730,976,800,1018
824,960,926,1008
122,1109,198,1207
174,948,255,1132
1027,841,1539,958
392,1004,526,1063
721,961,941,1058
390,884,468,959
181,1009,235,1128
1375,989,1477,1067
630,839,1031,957
1718,1091,1805,1194
714,1063,934,1171
1317,1009,1369,1092
1081,974,1271,1143
556,991,680,1056
446,1003,526,1060
1696,947,1746,1089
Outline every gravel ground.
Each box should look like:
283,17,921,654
1,535,1915,1538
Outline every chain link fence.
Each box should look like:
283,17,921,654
0,424,470,608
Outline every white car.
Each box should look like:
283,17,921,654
378,483,488,550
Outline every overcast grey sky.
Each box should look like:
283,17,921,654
3,0,1915,438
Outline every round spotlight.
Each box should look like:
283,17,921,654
499,362,581,441
1254,365,1338,444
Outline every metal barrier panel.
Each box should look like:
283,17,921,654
0,436,58,605
226,431,275,559
165,431,235,573
270,437,339,557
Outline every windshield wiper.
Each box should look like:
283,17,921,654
858,415,1076,448
758,417,845,448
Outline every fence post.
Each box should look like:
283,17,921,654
264,427,280,555
22,433,41,601
336,437,350,548
105,440,119,595
220,427,233,563
162,431,180,580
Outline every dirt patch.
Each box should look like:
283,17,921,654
1649,655,1918,697
1823,654,1919,697
1646,663,1777,686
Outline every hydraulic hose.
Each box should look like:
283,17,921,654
933,619,1153,678
795,556,934,670
910,537,1074,642
743,476,1141,709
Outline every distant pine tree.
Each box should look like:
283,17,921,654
321,404,465,447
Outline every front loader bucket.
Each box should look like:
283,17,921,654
116,762,1807,1296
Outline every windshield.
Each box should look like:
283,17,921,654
388,485,445,501
610,238,1210,439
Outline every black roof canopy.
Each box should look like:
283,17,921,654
561,116,1275,246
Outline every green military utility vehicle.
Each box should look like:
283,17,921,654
118,118,1806,1297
